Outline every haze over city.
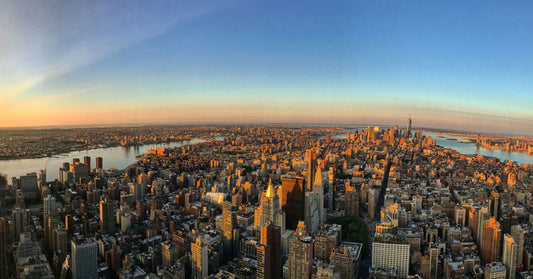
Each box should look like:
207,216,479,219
1,1,532,134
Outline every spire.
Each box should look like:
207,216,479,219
265,178,275,198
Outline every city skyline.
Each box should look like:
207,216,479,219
1,1,533,135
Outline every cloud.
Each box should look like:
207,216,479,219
0,1,231,102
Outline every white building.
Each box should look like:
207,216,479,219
372,234,410,278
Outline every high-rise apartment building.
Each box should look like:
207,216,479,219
44,194,56,218
345,183,359,218
330,242,362,279
71,238,98,279
95,157,103,169
485,262,506,279
511,224,526,269
191,236,209,279
314,224,342,261
503,234,518,279
481,217,502,264
83,156,91,170
288,221,314,279
372,233,410,278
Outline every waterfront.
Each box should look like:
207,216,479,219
425,132,533,164
2,130,533,184
0,139,205,182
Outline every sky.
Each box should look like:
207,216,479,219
1,1,533,135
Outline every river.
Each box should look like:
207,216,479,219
0,139,205,182
425,132,533,164
1,131,532,183
328,130,533,164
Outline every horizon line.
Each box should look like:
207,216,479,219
0,121,530,137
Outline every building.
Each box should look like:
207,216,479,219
95,157,103,169
129,182,144,201
345,183,360,218
372,233,410,278
503,234,518,279
313,168,326,226
191,236,209,279
307,149,317,191
19,172,38,193
71,238,98,279
83,156,91,170
58,168,74,185
406,116,412,139
419,243,438,279
254,179,286,233
44,194,56,218
489,190,500,220
314,224,342,261
222,201,239,261
288,221,314,279
305,190,321,233
330,242,363,279
0,217,6,279
511,224,526,269
485,262,506,279
162,242,179,267
15,232,54,279
99,196,115,235
12,205,29,241
257,222,281,279
280,176,305,230
368,188,378,220
70,163,89,182
481,218,502,264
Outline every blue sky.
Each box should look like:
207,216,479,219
1,0,532,134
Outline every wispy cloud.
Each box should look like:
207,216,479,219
0,1,231,102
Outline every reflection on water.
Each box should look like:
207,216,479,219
0,139,205,182
424,132,533,164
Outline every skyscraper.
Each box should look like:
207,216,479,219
280,176,305,230
71,238,98,279
254,179,285,233
511,224,526,269
288,221,314,279
406,116,412,139
481,217,502,264
191,236,209,279
44,194,56,218
222,201,238,261
257,222,281,279
95,157,103,169
503,234,518,279
372,233,410,278
313,168,326,227
307,149,317,191
489,190,500,220
100,196,115,235
83,156,91,170
345,182,359,218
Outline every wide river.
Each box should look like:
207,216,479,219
1,132,532,183
331,131,533,165
0,139,205,182
424,132,533,165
